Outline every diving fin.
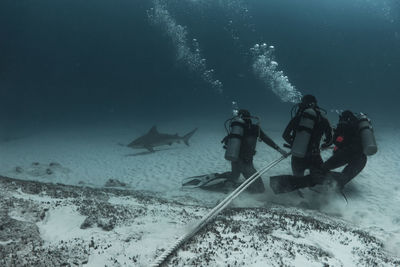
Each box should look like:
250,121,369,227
270,175,315,194
182,173,228,189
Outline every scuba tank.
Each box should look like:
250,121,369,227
224,102,244,162
291,108,317,158
358,113,377,156
224,116,245,161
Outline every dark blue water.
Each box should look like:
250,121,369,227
1,0,399,130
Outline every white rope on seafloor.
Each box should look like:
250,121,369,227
151,153,291,267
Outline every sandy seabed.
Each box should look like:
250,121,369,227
1,121,399,266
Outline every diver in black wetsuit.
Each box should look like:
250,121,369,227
318,110,367,188
269,95,332,193
270,110,371,194
283,95,333,176
219,109,287,193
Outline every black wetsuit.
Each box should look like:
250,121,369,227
269,108,332,194
282,108,332,176
270,116,367,194
221,122,281,193
319,119,367,188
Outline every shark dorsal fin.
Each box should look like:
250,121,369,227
148,126,158,134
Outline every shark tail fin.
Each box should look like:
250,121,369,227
183,128,198,146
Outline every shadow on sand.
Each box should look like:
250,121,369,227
124,147,180,157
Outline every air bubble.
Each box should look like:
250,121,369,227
149,0,223,94
251,43,302,103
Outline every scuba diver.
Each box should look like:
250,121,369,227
182,108,287,193
270,109,377,194
317,110,377,188
268,95,332,193
283,94,333,176
219,109,288,193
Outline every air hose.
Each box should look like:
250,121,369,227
151,153,290,267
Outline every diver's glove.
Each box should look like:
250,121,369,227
277,147,290,158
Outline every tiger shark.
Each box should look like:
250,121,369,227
128,126,198,152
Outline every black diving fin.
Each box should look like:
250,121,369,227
182,173,229,189
269,175,313,194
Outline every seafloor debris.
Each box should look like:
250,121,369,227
0,175,399,266
104,178,127,188
12,162,70,178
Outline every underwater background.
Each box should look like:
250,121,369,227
1,0,399,132
1,1,400,265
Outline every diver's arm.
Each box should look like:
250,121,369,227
331,122,356,151
322,118,333,147
259,129,280,151
282,117,298,145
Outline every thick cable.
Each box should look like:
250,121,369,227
151,153,290,267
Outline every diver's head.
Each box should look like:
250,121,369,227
238,109,250,118
238,109,252,123
300,94,317,108
339,110,358,124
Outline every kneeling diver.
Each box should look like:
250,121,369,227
270,110,377,194
219,109,288,193
284,95,332,176
182,108,287,193
269,94,333,193
317,110,377,188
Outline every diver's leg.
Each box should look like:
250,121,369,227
319,151,363,187
291,156,306,176
206,162,241,191
310,154,323,172
338,154,367,187
308,154,325,185
242,161,265,193
321,150,350,172
217,161,241,180
224,161,241,184
271,173,319,193
272,156,319,194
